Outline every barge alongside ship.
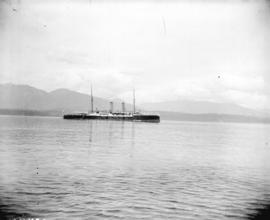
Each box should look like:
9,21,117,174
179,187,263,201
63,87,160,123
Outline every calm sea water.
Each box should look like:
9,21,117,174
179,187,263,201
0,115,270,219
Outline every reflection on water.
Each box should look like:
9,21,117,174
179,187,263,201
0,116,270,219
88,120,93,143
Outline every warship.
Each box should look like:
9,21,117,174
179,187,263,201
63,87,160,123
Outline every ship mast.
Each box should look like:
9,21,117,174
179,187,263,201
90,84,94,113
133,88,136,114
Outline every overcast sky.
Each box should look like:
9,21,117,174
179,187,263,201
0,0,269,109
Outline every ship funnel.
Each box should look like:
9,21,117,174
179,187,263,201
122,102,125,113
133,89,136,114
90,84,94,113
110,101,114,113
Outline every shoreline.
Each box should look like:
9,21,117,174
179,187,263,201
1,109,270,124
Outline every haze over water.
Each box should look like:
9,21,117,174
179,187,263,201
0,115,270,219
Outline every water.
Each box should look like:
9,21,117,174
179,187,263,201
0,115,270,219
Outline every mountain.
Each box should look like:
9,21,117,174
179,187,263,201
141,100,266,117
0,83,132,112
0,84,269,122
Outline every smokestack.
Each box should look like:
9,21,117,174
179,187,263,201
90,84,94,113
133,88,136,114
110,101,114,113
122,102,125,113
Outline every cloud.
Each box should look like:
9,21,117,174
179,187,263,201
132,74,266,109
0,0,269,110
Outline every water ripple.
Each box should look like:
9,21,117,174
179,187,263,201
0,116,270,219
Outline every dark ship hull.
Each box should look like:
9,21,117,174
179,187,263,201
63,87,160,122
63,113,160,123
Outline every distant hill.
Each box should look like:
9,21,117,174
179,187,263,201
0,83,269,123
141,100,267,117
0,83,133,112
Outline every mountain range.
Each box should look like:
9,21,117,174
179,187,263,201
141,100,267,117
0,83,133,113
0,83,269,122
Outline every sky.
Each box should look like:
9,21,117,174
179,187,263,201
0,0,269,109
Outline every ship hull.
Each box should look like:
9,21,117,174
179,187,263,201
63,113,160,123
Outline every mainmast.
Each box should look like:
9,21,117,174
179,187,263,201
90,84,94,113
